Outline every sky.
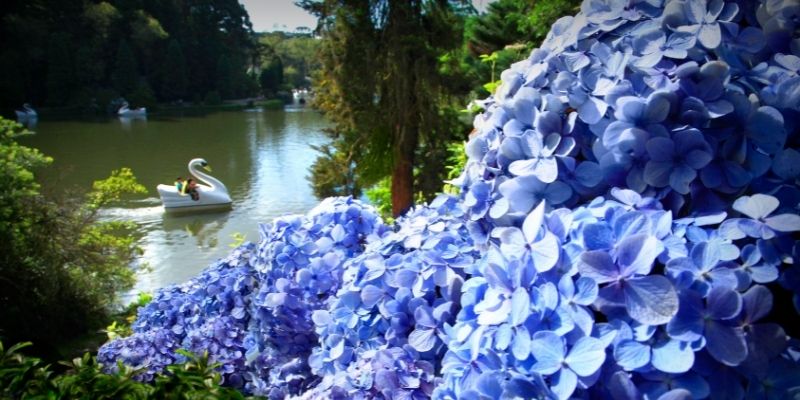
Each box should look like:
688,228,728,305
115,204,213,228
240,0,494,32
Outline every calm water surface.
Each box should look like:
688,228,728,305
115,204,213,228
21,108,328,298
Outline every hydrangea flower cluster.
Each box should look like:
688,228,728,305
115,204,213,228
243,197,385,397
306,195,477,398
99,0,800,398
98,243,258,386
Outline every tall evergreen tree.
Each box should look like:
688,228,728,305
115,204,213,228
111,39,138,96
259,57,284,96
302,0,465,216
215,54,235,100
44,32,75,106
161,39,188,101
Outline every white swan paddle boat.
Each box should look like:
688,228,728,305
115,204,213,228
15,103,37,121
157,158,232,212
292,89,309,105
118,102,147,117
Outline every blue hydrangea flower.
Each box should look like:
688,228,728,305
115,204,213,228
579,233,678,325
644,129,713,194
529,331,607,399
667,287,747,366
721,194,800,240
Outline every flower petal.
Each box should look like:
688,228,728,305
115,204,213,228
705,321,747,366
624,275,679,325
614,339,650,370
565,336,606,376
530,331,565,375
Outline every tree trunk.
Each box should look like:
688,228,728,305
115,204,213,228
391,124,417,217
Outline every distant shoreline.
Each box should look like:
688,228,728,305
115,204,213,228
4,99,300,121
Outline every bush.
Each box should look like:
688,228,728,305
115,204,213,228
0,118,147,358
258,99,284,110
0,340,248,399
365,176,393,221
128,80,157,110
203,91,222,106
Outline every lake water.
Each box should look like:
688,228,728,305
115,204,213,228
20,108,329,299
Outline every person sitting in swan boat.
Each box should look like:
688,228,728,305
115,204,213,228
184,178,199,201
174,177,184,193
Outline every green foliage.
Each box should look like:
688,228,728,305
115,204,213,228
0,0,255,111
461,0,580,100
204,91,223,106
257,31,320,89
259,57,284,97
0,118,146,357
151,350,246,399
45,33,75,106
0,342,56,399
443,140,467,194
215,55,235,100
365,177,394,222
129,80,157,110
88,168,147,208
283,66,303,89
258,99,285,110
465,0,530,55
303,0,579,216
105,292,152,341
301,0,468,216
479,52,503,94
162,40,189,101
112,40,139,96
83,2,121,38
0,340,249,400
523,0,582,44
0,118,52,250
308,141,361,199
130,10,168,46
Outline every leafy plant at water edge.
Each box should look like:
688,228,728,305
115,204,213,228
0,117,147,357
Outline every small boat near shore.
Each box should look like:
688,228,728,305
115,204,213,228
15,103,38,120
118,102,147,117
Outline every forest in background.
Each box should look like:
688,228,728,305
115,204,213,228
0,0,257,114
255,30,321,102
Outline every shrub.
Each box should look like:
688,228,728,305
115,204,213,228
0,340,248,399
204,91,222,106
0,118,146,357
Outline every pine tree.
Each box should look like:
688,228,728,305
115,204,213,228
112,39,138,96
45,33,74,106
161,39,188,101
301,0,466,216
215,54,235,100
259,57,283,96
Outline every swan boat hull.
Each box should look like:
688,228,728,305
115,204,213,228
15,111,37,120
157,184,232,211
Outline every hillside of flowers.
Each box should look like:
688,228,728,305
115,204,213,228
99,0,800,398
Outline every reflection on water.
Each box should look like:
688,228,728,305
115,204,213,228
21,109,329,298
118,115,148,131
